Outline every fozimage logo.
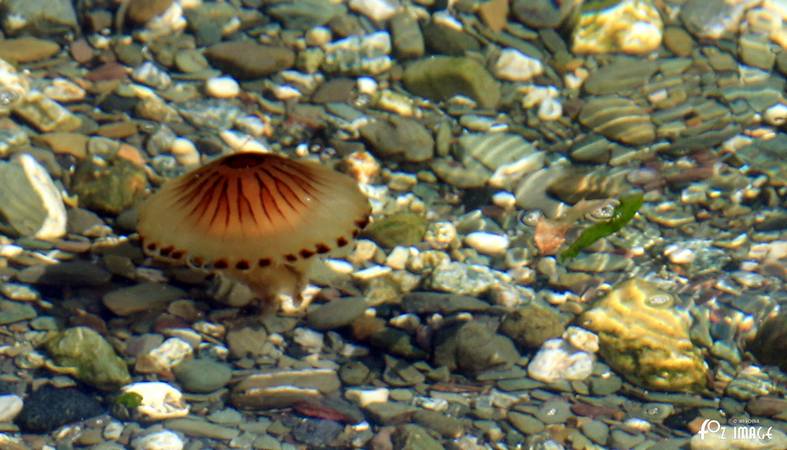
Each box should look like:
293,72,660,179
697,418,774,441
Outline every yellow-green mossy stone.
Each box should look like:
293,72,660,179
45,326,131,390
365,212,428,249
579,278,708,392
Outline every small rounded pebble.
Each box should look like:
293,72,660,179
205,76,240,99
0,394,23,422
132,430,184,450
536,400,572,424
464,231,509,256
173,358,232,393
170,138,200,166
345,388,390,407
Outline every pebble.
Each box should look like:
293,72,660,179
204,41,295,79
0,37,59,63
428,262,497,297
307,297,368,330
0,153,67,240
402,56,500,108
0,394,23,422
494,48,543,82
0,299,36,325
45,326,131,389
16,386,103,432
536,400,572,424
232,368,341,409
508,411,545,435
173,358,232,393
345,388,390,407
610,429,645,449
122,382,189,420
167,417,240,440
581,420,609,445
132,430,184,450
169,137,200,166
135,337,194,375
205,76,240,99
18,260,112,287
464,232,510,256
364,401,417,425
349,0,398,22
103,283,186,316
528,338,595,383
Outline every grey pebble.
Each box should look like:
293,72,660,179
103,282,185,316
535,400,572,424
174,358,233,393
508,411,545,435
610,429,646,449
306,297,367,330
581,420,609,445
0,299,37,325
590,374,623,396
166,417,240,440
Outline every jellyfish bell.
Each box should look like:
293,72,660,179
137,151,371,314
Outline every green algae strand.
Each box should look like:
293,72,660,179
558,192,644,263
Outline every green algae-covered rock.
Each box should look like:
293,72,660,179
45,326,131,390
365,212,428,249
402,56,500,108
71,158,147,215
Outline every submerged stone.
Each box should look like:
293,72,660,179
579,279,708,392
71,157,147,215
365,212,428,249
45,327,131,390
402,56,500,108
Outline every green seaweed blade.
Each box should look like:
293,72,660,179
558,192,644,263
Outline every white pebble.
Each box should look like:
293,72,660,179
352,265,392,280
345,388,389,407
0,394,23,422
349,0,399,22
538,97,562,121
271,84,301,100
122,382,189,420
664,244,695,265
389,313,420,332
132,430,184,450
305,26,331,47
357,77,378,96
293,327,324,354
220,130,268,153
135,337,193,375
494,48,544,82
324,258,354,275
492,191,516,210
169,138,200,166
465,232,509,256
234,115,271,137
624,418,652,432
385,246,410,270
763,103,787,126
205,76,240,99
528,338,595,383
132,61,171,89
103,420,124,440
563,326,599,353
